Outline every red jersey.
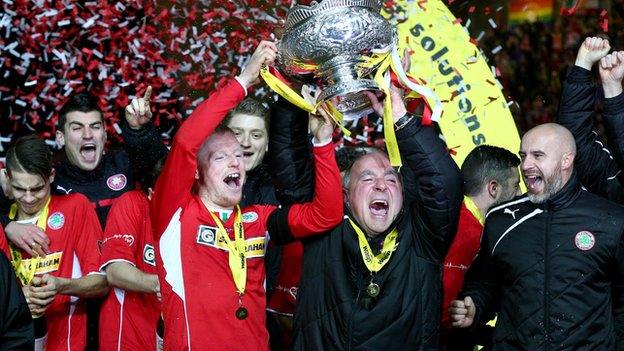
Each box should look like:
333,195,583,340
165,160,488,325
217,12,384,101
441,197,484,328
151,79,343,351
266,242,302,317
0,194,103,351
99,190,160,351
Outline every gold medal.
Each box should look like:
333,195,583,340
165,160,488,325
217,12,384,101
235,306,248,320
366,281,380,298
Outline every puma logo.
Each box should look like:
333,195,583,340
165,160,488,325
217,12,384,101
504,208,520,219
56,185,72,194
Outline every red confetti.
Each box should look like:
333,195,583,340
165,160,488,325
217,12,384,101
560,0,582,16
599,9,608,32
0,0,294,147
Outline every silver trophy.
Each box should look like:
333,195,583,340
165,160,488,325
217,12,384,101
277,0,396,119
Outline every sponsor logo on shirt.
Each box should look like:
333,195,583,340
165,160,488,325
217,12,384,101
102,234,135,247
196,225,266,258
504,208,520,220
23,252,63,275
143,244,156,266
47,212,65,230
196,225,217,246
106,174,127,191
242,211,258,223
575,230,595,251
55,185,72,194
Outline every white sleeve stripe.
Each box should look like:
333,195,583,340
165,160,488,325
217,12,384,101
608,170,622,181
99,259,137,273
87,271,107,276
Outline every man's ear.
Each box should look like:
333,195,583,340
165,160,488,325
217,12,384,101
56,130,65,147
49,168,56,185
195,169,200,180
561,151,574,171
487,180,498,198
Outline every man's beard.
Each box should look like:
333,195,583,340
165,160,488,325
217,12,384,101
527,168,563,204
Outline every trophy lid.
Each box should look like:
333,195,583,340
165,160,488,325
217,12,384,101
284,0,382,31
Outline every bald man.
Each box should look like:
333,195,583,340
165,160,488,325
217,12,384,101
449,123,624,350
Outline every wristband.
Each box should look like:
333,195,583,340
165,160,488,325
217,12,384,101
394,113,414,130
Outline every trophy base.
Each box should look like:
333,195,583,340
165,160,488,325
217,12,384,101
318,78,381,119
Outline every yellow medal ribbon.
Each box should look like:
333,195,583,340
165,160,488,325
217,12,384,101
8,197,50,286
260,66,315,113
260,66,353,137
372,55,403,167
208,206,247,295
463,195,484,226
349,218,399,273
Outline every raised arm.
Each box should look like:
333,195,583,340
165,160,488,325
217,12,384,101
556,37,623,200
267,106,343,244
601,51,624,170
365,86,462,259
152,41,277,237
397,115,462,259
121,86,169,185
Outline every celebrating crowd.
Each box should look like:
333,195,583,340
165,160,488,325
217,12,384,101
1,32,624,351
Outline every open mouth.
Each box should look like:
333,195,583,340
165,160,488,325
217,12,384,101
524,175,542,192
80,143,97,163
369,199,389,217
243,151,254,159
223,173,241,189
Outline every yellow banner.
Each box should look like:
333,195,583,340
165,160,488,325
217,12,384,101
383,1,521,166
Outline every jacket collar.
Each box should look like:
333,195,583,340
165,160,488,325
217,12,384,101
344,205,405,240
535,171,582,211
57,153,106,181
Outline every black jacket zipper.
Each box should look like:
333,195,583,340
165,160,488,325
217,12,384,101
346,272,365,351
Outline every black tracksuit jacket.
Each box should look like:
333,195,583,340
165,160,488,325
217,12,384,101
287,117,462,350
461,175,624,350
556,65,624,204
52,121,168,228
1,121,167,229
0,252,33,350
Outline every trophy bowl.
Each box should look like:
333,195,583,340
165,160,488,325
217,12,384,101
277,0,396,118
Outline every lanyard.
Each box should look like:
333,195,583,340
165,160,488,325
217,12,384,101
8,197,51,286
348,218,399,273
463,196,484,225
208,206,246,295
